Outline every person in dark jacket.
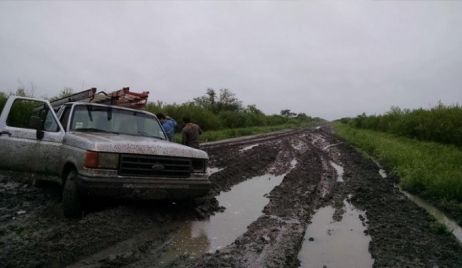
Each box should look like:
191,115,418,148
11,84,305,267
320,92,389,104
181,116,202,149
157,113,177,141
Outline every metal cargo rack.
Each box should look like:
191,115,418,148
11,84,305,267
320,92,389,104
50,87,150,110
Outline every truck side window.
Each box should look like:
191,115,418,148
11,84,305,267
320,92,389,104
43,109,60,132
59,106,71,131
6,99,59,132
7,99,43,129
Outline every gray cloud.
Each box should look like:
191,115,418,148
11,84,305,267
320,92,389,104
1,1,461,120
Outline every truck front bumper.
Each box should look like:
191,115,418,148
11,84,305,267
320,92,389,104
76,174,211,200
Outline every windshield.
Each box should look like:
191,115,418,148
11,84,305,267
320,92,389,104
70,105,166,139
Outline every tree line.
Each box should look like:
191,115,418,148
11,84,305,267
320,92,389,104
146,88,322,131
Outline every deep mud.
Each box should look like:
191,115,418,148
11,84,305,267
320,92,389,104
1,127,461,267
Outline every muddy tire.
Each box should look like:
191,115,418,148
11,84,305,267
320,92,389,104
62,170,82,218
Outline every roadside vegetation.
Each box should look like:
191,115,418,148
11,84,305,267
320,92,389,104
0,88,323,141
334,122,462,224
148,89,323,141
0,91,7,112
145,88,323,132
0,89,30,113
340,103,462,147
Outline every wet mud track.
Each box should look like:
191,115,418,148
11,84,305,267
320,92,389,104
1,127,461,267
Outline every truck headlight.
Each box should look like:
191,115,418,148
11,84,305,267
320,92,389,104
192,158,207,173
84,151,119,169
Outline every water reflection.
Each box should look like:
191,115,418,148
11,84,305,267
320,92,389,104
155,172,289,265
239,143,260,152
330,161,344,182
298,199,374,268
375,165,461,242
378,169,387,178
157,223,210,266
401,189,462,243
207,167,224,176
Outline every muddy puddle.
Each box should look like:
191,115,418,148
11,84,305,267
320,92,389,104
373,160,462,243
378,169,387,178
372,160,387,179
400,190,462,243
239,143,260,152
330,161,344,182
206,167,224,176
374,162,461,242
376,168,462,243
298,199,374,268
154,171,291,266
323,142,343,151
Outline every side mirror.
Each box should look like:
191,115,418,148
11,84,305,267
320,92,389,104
30,116,44,140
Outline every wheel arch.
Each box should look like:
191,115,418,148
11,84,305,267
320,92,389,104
61,162,77,184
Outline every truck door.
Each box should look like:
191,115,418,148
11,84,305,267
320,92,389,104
0,96,65,175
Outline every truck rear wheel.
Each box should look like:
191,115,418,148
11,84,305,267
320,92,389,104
62,170,82,218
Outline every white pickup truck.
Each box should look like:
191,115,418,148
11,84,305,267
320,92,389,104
0,96,210,218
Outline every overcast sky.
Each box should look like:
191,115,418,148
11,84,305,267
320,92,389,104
1,1,461,120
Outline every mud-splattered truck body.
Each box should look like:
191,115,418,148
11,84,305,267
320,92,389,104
0,96,210,217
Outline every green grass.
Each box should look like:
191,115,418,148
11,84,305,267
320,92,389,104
334,123,462,221
173,122,317,143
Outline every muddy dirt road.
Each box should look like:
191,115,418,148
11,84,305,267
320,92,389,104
1,127,461,267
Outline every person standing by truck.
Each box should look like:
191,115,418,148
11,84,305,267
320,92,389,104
157,113,177,141
182,116,202,149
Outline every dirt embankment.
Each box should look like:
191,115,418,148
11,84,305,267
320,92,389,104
0,127,461,268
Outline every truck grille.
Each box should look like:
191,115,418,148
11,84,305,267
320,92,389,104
119,154,192,177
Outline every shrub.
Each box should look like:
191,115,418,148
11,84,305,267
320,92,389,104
0,92,6,114
348,104,462,147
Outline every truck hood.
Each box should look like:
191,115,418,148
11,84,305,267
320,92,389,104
64,132,208,159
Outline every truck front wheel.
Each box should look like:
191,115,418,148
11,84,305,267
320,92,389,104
62,170,82,218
